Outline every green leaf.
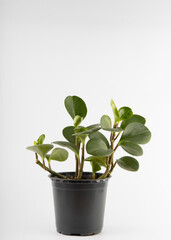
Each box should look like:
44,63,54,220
63,126,76,144
86,124,101,129
73,127,88,143
73,115,83,128
91,161,101,174
53,141,79,158
120,122,151,144
110,99,119,123
37,134,45,144
121,114,146,130
64,95,87,120
26,144,53,159
84,156,107,167
46,154,50,161
119,107,133,121
120,141,143,156
86,138,113,157
89,132,109,148
102,127,122,132
73,126,101,136
117,156,139,171
100,115,112,128
49,148,68,162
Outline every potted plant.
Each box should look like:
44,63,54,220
26,95,151,236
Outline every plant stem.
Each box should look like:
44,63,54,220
42,157,45,169
36,160,67,179
108,161,117,176
75,137,80,178
114,143,119,152
114,132,121,141
98,156,111,179
92,172,95,179
78,142,85,179
98,124,119,179
35,153,38,163
48,161,52,170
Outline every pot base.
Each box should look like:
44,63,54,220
57,229,101,236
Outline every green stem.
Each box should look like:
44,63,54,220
75,136,80,178
36,160,67,179
98,157,111,179
78,142,85,179
48,161,52,170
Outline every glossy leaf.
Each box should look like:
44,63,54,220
63,126,76,144
73,115,83,128
120,122,151,144
120,141,143,156
84,156,107,167
102,127,122,132
64,95,87,120
50,148,68,162
89,132,109,148
53,141,79,158
119,107,133,121
91,161,101,174
100,115,112,129
121,114,146,130
26,144,53,159
86,138,113,157
110,99,119,123
117,156,139,171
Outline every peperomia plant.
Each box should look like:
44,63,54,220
26,96,151,179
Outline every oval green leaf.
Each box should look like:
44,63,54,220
120,122,151,144
53,141,79,158
100,115,112,129
121,114,146,130
73,126,101,136
86,138,113,157
26,144,53,159
63,126,76,144
64,95,87,120
86,124,101,130
119,107,133,121
102,127,122,132
50,148,68,162
91,161,101,174
37,134,45,145
84,156,107,167
89,132,109,148
117,156,139,171
120,141,143,156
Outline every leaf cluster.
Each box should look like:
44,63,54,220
26,96,151,179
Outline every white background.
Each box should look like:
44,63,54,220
1,0,171,239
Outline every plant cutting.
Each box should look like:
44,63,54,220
26,95,151,236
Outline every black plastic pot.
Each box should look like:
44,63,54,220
49,172,110,236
